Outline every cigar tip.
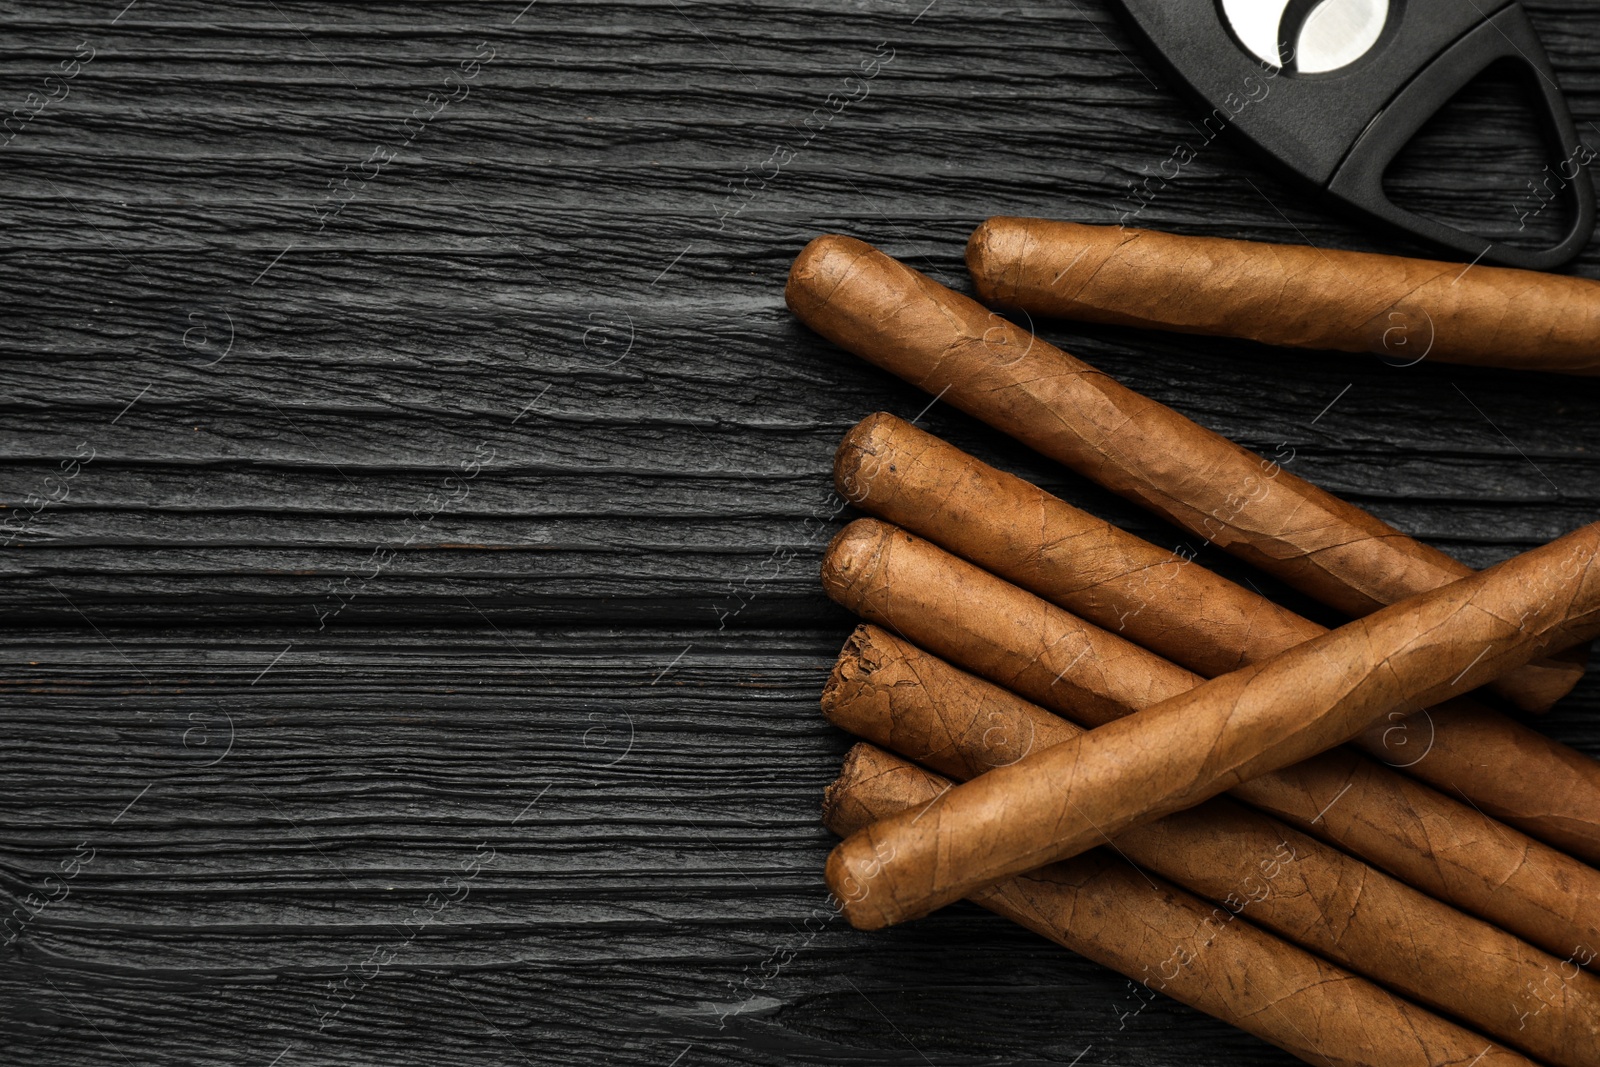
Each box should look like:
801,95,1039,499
966,217,1029,302
786,234,879,320
965,217,998,269
821,517,894,602
833,412,900,504
825,840,890,931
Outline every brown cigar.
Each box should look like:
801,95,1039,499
966,217,1600,375
822,517,1600,929
824,629,1600,1065
784,234,1586,712
826,744,1540,1067
821,530,1600,962
835,411,1600,863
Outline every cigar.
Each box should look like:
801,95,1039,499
825,744,1538,1067
784,234,1587,712
966,217,1600,375
824,629,1600,1065
835,411,1600,864
822,518,1600,929
823,566,1600,965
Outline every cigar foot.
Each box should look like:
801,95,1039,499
820,627,879,724
823,742,907,839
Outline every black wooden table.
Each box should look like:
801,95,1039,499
4,2,1599,1063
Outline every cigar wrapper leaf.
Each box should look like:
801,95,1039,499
784,233,1587,712
824,625,1600,1065
835,410,1600,864
967,217,1600,376
825,744,1539,1067
822,516,1600,929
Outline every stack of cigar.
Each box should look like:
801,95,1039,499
784,222,1600,1067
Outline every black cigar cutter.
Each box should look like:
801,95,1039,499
1112,0,1595,269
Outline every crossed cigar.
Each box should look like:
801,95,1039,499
786,229,1600,1066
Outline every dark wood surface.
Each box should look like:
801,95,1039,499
4,2,1600,1063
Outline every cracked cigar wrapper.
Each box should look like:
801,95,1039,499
785,234,1587,712
825,744,1539,1067
824,628,1600,1065
966,217,1600,375
822,518,1600,930
821,528,1600,964
836,412,1600,864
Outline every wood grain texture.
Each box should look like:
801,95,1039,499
2,1,1599,1063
